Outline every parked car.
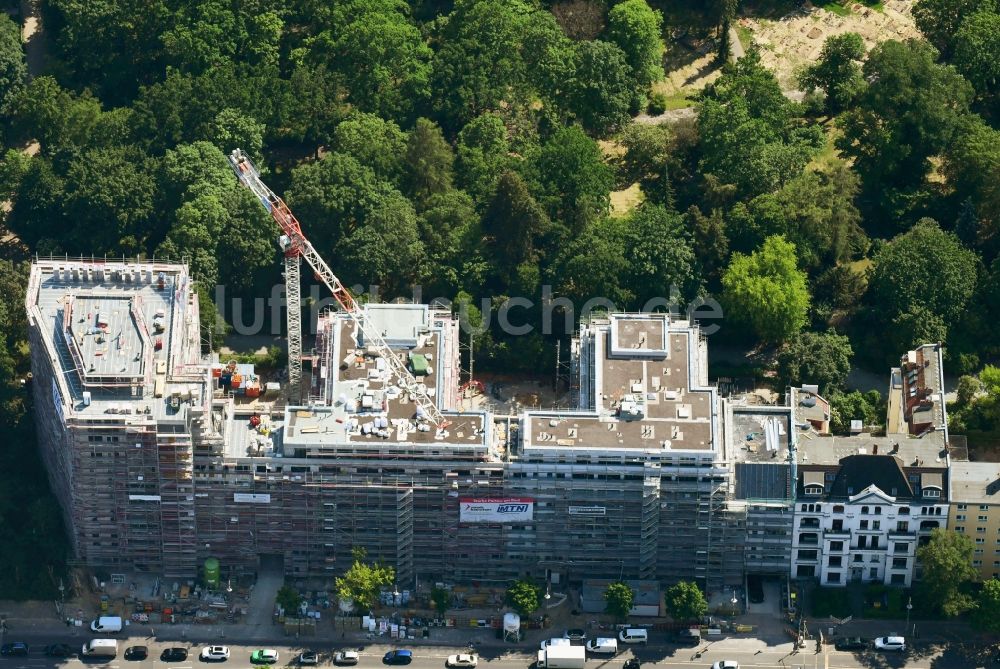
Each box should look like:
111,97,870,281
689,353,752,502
874,636,905,652
563,629,587,642
623,660,640,669
298,652,319,666
383,650,413,665
668,629,700,646
44,644,75,658
0,643,30,657
540,639,571,651
834,637,867,651
200,646,230,662
124,646,148,661
161,648,189,662
445,654,478,668
711,662,740,669
334,651,359,666
251,650,279,664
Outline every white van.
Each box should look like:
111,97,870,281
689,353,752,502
585,638,618,655
81,639,118,658
90,616,123,633
617,628,648,645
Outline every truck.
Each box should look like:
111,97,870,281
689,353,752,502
536,645,586,669
89,616,123,633
81,639,118,658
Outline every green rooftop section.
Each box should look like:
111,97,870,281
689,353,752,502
410,353,429,376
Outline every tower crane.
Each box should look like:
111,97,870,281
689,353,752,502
227,149,449,428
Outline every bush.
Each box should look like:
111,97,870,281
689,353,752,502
647,92,668,115
809,586,851,618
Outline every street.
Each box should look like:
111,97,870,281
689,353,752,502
0,635,980,669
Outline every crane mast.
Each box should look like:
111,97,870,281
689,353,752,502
227,149,449,428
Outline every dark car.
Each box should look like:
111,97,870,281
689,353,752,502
125,646,149,661
563,629,587,642
383,650,413,665
834,637,867,651
162,648,189,662
1,643,30,657
44,644,75,658
669,630,701,646
623,660,640,669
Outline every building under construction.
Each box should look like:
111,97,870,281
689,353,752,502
27,258,753,590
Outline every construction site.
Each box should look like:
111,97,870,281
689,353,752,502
26,150,776,613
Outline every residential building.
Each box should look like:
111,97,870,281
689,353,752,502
947,462,1000,580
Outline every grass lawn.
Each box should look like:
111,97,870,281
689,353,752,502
610,182,644,218
815,1,852,16
736,25,754,51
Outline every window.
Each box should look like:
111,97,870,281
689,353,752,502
924,489,941,498
828,556,842,567
899,507,910,515
805,485,823,496
860,520,869,530
872,537,880,549
833,505,845,513
974,560,983,567
826,572,841,584
892,558,907,569
891,573,906,584
858,536,868,549
830,541,844,551
853,554,864,563
875,506,882,515
956,526,966,532
976,549,985,555
956,515,967,521
832,519,844,531
862,506,870,515
894,543,909,554
958,503,967,510
980,516,990,521
873,520,881,530
797,549,818,560
977,538,986,544
796,565,815,578
896,521,909,532
981,505,990,511
979,527,988,534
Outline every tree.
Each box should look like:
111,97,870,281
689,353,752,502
276,585,303,613
798,33,865,114
777,330,853,396
974,579,1000,632
206,108,265,163
618,122,672,201
533,125,614,233
912,0,997,56
431,586,450,616
665,581,707,622
506,579,541,617
603,581,635,622
828,390,882,434
0,14,26,115
335,547,395,613
685,206,729,290
333,113,408,183
309,0,432,121
403,118,454,207
943,115,1000,237
569,40,636,136
621,204,698,305
917,529,977,617
721,236,810,343
482,171,550,291
952,11,1000,105
866,219,980,332
606,0,664,88
456,113,512,204
698,49,821,200
956,374,981,406
836,39,973,225
551,218,633,308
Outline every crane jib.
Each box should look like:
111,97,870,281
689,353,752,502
226,148,450,429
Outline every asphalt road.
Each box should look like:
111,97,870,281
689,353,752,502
0,637,975,669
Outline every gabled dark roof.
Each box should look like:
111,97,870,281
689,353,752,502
829,455,913,500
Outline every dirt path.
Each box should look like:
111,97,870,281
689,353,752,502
19,0,46,79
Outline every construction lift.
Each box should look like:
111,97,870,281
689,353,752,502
227,149,449,428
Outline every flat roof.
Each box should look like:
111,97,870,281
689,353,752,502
522,315,717,452
796,433,947,468
731,407,791,463
948,462,1000,504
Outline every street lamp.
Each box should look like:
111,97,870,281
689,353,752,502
906,597,913,636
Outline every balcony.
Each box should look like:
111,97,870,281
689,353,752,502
798,534,820,545
800,518,821,529
824,529,850,538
